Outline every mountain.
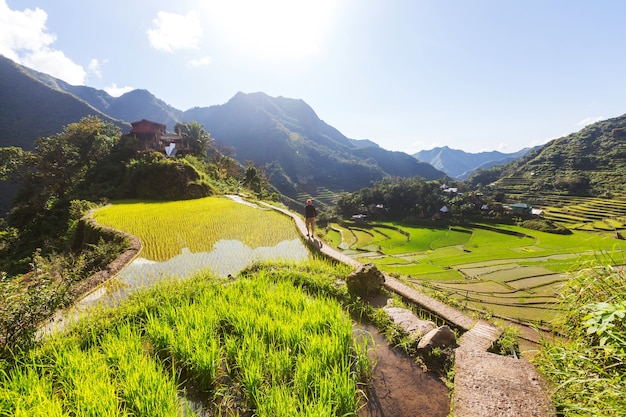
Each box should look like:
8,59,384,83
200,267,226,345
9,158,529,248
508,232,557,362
183,92,445,197
0,55,128,150
493,114,626,198
413,146,534,179
0,57,445,214
17,61,181,131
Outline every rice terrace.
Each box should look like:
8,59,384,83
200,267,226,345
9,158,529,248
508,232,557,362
327,194,626,327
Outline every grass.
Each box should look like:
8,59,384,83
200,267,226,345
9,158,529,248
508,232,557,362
532,263,626,416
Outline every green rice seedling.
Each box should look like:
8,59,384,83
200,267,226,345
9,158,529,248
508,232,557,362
351,228,376,249
264,346,293,386
351,332,374,381
371,225,409,249
211,274,363,414
100,323,183,417
254,384,301,417
51,345,121,416
0,364,67,417
320,361,360,414
235,333,267,408
2,260,369,416
324,227,343,248
329,223,358,249
93,197,299,261
144,296,223,392
292,353,320,403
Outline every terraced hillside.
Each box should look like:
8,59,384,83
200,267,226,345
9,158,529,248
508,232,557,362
492,114,626,198
525,195,626,232
326,217,624,326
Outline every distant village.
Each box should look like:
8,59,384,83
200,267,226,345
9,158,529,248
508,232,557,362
351,183,540,222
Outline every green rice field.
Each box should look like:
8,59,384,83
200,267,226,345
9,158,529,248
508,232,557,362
328,201,626,326
93,196,300,262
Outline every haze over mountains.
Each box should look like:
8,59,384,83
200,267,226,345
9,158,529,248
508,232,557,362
3,54,625,215
413,146,535,179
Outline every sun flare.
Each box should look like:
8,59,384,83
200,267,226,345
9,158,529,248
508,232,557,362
205,0,338,61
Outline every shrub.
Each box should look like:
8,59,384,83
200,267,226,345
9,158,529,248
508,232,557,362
520,218,572,234
121,155,214,200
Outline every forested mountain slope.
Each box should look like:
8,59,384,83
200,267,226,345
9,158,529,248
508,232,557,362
492,114,626,198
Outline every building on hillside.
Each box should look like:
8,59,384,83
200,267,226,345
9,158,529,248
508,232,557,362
351,214,367,223
126,119,191,156
508,203,533,214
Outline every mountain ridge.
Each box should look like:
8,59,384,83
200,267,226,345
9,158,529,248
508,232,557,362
182,91,445,197
0,56,445,214
413,146,535,179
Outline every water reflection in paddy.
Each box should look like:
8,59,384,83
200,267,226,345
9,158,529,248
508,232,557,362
41,238,309,335
118,238,309,292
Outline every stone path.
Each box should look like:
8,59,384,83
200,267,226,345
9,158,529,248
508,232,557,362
267,203,555,417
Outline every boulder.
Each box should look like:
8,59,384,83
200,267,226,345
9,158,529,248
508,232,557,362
346,263,385,296
417,325,456,351
383,306,436,340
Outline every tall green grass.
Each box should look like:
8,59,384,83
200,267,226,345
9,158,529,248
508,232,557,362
533,258,626,416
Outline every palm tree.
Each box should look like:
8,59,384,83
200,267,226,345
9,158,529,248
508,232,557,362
175,121,212,156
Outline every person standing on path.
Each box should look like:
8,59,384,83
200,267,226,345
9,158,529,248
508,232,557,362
305,199,317,238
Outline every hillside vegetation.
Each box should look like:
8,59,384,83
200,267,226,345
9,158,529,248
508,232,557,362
489,114,626,198
0,116,277,354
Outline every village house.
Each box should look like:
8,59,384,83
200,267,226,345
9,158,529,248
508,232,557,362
126,119,191,156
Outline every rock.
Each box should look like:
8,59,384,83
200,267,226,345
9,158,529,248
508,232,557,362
383,306,436,339
346,263,385,296
418,325,456,350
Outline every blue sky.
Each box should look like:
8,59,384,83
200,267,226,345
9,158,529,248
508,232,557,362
2,0,625,154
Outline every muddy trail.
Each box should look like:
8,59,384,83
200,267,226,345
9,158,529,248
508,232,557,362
355,322,450,417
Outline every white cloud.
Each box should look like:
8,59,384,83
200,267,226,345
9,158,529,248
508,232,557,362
88,58,103,78
0,0,86,85
147,11,203,52
104,83,134,97
577,116,605,127
188,55,212,67
0,0,52,59
21,48,86,85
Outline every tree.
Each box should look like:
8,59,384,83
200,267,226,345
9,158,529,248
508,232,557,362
1,117,121,273
12,116,120,211
0,147,29,182
242,163,262,195
175,121,213,156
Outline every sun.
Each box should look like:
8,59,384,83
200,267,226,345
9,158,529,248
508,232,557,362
204,0,338,61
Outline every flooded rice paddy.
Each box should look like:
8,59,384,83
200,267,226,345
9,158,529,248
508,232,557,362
41,238,309,335
118,238,309,291
43,233,450,415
